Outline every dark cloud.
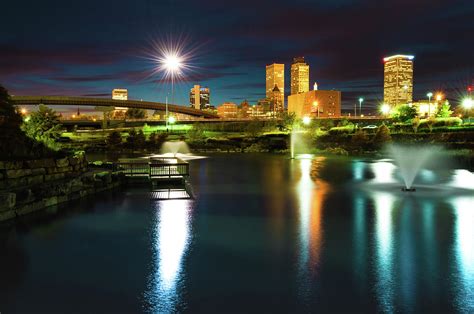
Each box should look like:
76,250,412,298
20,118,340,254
0,0,473,109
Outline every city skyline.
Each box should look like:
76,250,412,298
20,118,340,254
1,0,473,113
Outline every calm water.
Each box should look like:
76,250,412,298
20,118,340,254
1,153,473,313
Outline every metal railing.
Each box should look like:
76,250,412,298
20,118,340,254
115,157,189,178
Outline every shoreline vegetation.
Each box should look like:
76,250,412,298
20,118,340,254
1,84,473,222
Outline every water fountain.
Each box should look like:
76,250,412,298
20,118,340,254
160,141,190,157
290,129,311,159
388,144,438,192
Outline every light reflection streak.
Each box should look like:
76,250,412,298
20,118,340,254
353,160,365,181
421,201,437,295
373,192,396,313
451,196,474,312
371,162,397,184
353,194,367,291
145,200,191,313
449,170,474,190
296,157,328,297
399,201,415,311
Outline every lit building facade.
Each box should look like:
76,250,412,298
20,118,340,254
266,63,284,107
112,88,128,118
217,102,238,118
112,88,128,100
270,85,284,114
288,90,341,118
291,57,309,95
383,55,414,107
189,85,210,110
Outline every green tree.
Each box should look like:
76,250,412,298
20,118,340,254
351,130,370,149
412,116,421,133
372,124,392,148
22,104,62,149
245,120,263,137
107,131,122,147
436,101,453,118
187,124,206,141
127,129,146,148
426,116,436,132
125,108,146,119
148,132,168,147
277,112,296,131
391,104,417,122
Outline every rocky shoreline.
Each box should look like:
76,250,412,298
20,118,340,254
0,153,123,222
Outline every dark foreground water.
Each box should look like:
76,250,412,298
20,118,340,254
1,154,473,313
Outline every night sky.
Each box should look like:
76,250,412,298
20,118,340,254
1,0,474,113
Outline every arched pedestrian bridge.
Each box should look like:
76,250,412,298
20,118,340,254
11,96,219,119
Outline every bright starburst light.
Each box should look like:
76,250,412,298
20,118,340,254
146,34,200,85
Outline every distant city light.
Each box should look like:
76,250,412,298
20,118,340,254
20,108,27,115
462,98,473,110
383,55,415,62
380,104,391,115
302,116,311,125
436,93,443,101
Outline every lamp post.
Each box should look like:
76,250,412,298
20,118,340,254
160,53,183,131
427,92,433,117
168,115,176,132
462,98,473,123
359,98,364,117
380,104,390,116
313,101,319,118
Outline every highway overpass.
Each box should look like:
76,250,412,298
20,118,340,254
11,96,219,119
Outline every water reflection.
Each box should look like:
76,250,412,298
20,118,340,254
451,196,474,312
371,161,397,184
373,192,396,313
295,157,328,299
144,200,192,313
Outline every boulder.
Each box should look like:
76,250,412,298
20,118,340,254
6,169,32,179
56,157,69,168
27,175,44,186
26,159,56,168
31,168,46,176
3,161,24,170
16,201,45,216
0,192,16,211
0,210,15,222
44,173,65,182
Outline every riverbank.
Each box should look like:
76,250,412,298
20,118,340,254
0,153,123,222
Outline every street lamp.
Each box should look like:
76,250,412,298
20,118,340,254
462,98,473,123
380,104,390,116
462,98,474,110
358,98,364,117
313,101,319,118
168,116,176,132
302,116,311,125
159,52,183,131
427,92,433,116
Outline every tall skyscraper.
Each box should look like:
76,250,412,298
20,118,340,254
189,85,210,110
290,57,309,95
383,54,414,107
270,85,284,114
266,63,284,106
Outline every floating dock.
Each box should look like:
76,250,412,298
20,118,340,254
115,157,193,199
